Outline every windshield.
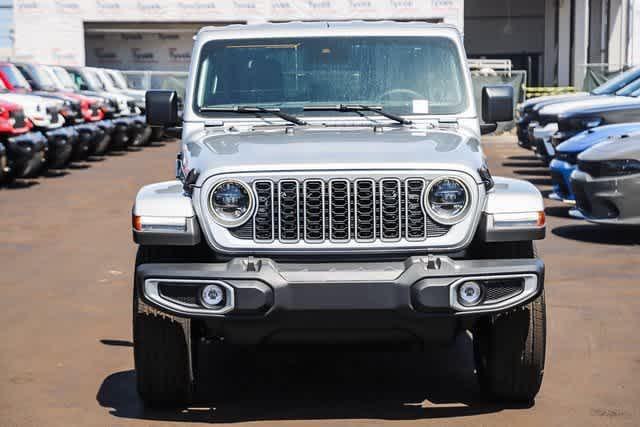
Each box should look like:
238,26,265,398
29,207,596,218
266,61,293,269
53,67,78,90
0,64,31,90
42,67,65,91
592,66,640,95
616,78,640,96
0,78,7,92
91,70,110,90
194,36,468,117
30,65,59,90
109,70,128,89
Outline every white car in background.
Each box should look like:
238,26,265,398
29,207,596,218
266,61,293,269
0,80,64,130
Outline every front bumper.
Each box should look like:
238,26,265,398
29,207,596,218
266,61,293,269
570,170,640,225
5,131,48,178
516,117,531,147
111,117,132,151
549,159,577,202
43,127,74,169
531,123,558,160
136,256,545,345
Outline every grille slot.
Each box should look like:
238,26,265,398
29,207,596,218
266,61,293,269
10,110,26,128
278,180,300,241
405,179,426,240
329,179,351,241
354,179,376,241
253,181,274,241
303,180,325,241
380,179,402,240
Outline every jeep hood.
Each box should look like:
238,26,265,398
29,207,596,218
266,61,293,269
187,127,485,184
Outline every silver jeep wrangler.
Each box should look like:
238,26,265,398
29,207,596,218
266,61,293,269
133,21,547,406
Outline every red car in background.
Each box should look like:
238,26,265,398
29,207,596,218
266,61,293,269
0,99,47,182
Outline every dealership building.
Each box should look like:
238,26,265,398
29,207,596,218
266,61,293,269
2,0,640,88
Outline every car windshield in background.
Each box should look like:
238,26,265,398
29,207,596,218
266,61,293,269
0,64,31,89
53,67,78,90
29,65,58,90
592,66,640,95
42,67,66,91
616,78,640,97
85,70,106,91
194,36,468,117
109,71,128,90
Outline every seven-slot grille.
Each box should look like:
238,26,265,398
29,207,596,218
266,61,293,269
9,110,26,128
241,178,451,243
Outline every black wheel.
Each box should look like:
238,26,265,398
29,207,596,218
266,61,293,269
474,292,546,403
472,240,545,403
133,246,197,408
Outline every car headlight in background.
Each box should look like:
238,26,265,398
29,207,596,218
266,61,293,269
424,177,470,225
208,179,254,227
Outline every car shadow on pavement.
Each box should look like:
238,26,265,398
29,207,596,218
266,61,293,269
552,224,640,245
545,206,575,219
97,333,525,422
2,180,40,190
513,169,550,177
502,161,547,168
507,155,539,162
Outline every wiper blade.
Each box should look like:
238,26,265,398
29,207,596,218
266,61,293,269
303,104,412,125
200,105,307,126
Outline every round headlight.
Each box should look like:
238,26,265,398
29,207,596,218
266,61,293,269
208,179,254,227
425,177,470,225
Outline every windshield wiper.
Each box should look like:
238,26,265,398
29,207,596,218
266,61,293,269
303,104,412,125
200,106,307,126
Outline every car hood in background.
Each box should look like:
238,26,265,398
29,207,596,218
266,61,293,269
539,95,639,118
188,126,484,184
556,122,640,153
579,134,640,161
525,93,590,112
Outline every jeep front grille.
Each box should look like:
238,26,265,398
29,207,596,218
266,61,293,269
237,178,451,243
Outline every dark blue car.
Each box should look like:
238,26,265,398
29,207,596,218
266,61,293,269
549,122,640,202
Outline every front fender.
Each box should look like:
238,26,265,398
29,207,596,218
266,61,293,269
480,177,546,242
132,180,200,246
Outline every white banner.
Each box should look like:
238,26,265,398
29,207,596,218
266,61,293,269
12,0,464,68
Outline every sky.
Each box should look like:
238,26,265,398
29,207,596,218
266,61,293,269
0,0,12,49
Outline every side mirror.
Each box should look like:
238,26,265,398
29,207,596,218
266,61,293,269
146,90,179,127
482,85,514,124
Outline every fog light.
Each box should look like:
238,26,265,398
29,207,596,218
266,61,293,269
458,281,483,307
200,284,224,307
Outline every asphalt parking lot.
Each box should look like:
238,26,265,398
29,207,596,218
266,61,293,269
0,135,639,426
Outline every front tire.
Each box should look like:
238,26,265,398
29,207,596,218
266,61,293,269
472,241,546,403
474,292,546,403
133,246,194,408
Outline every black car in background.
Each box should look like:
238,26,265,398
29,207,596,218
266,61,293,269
517,66,640,148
